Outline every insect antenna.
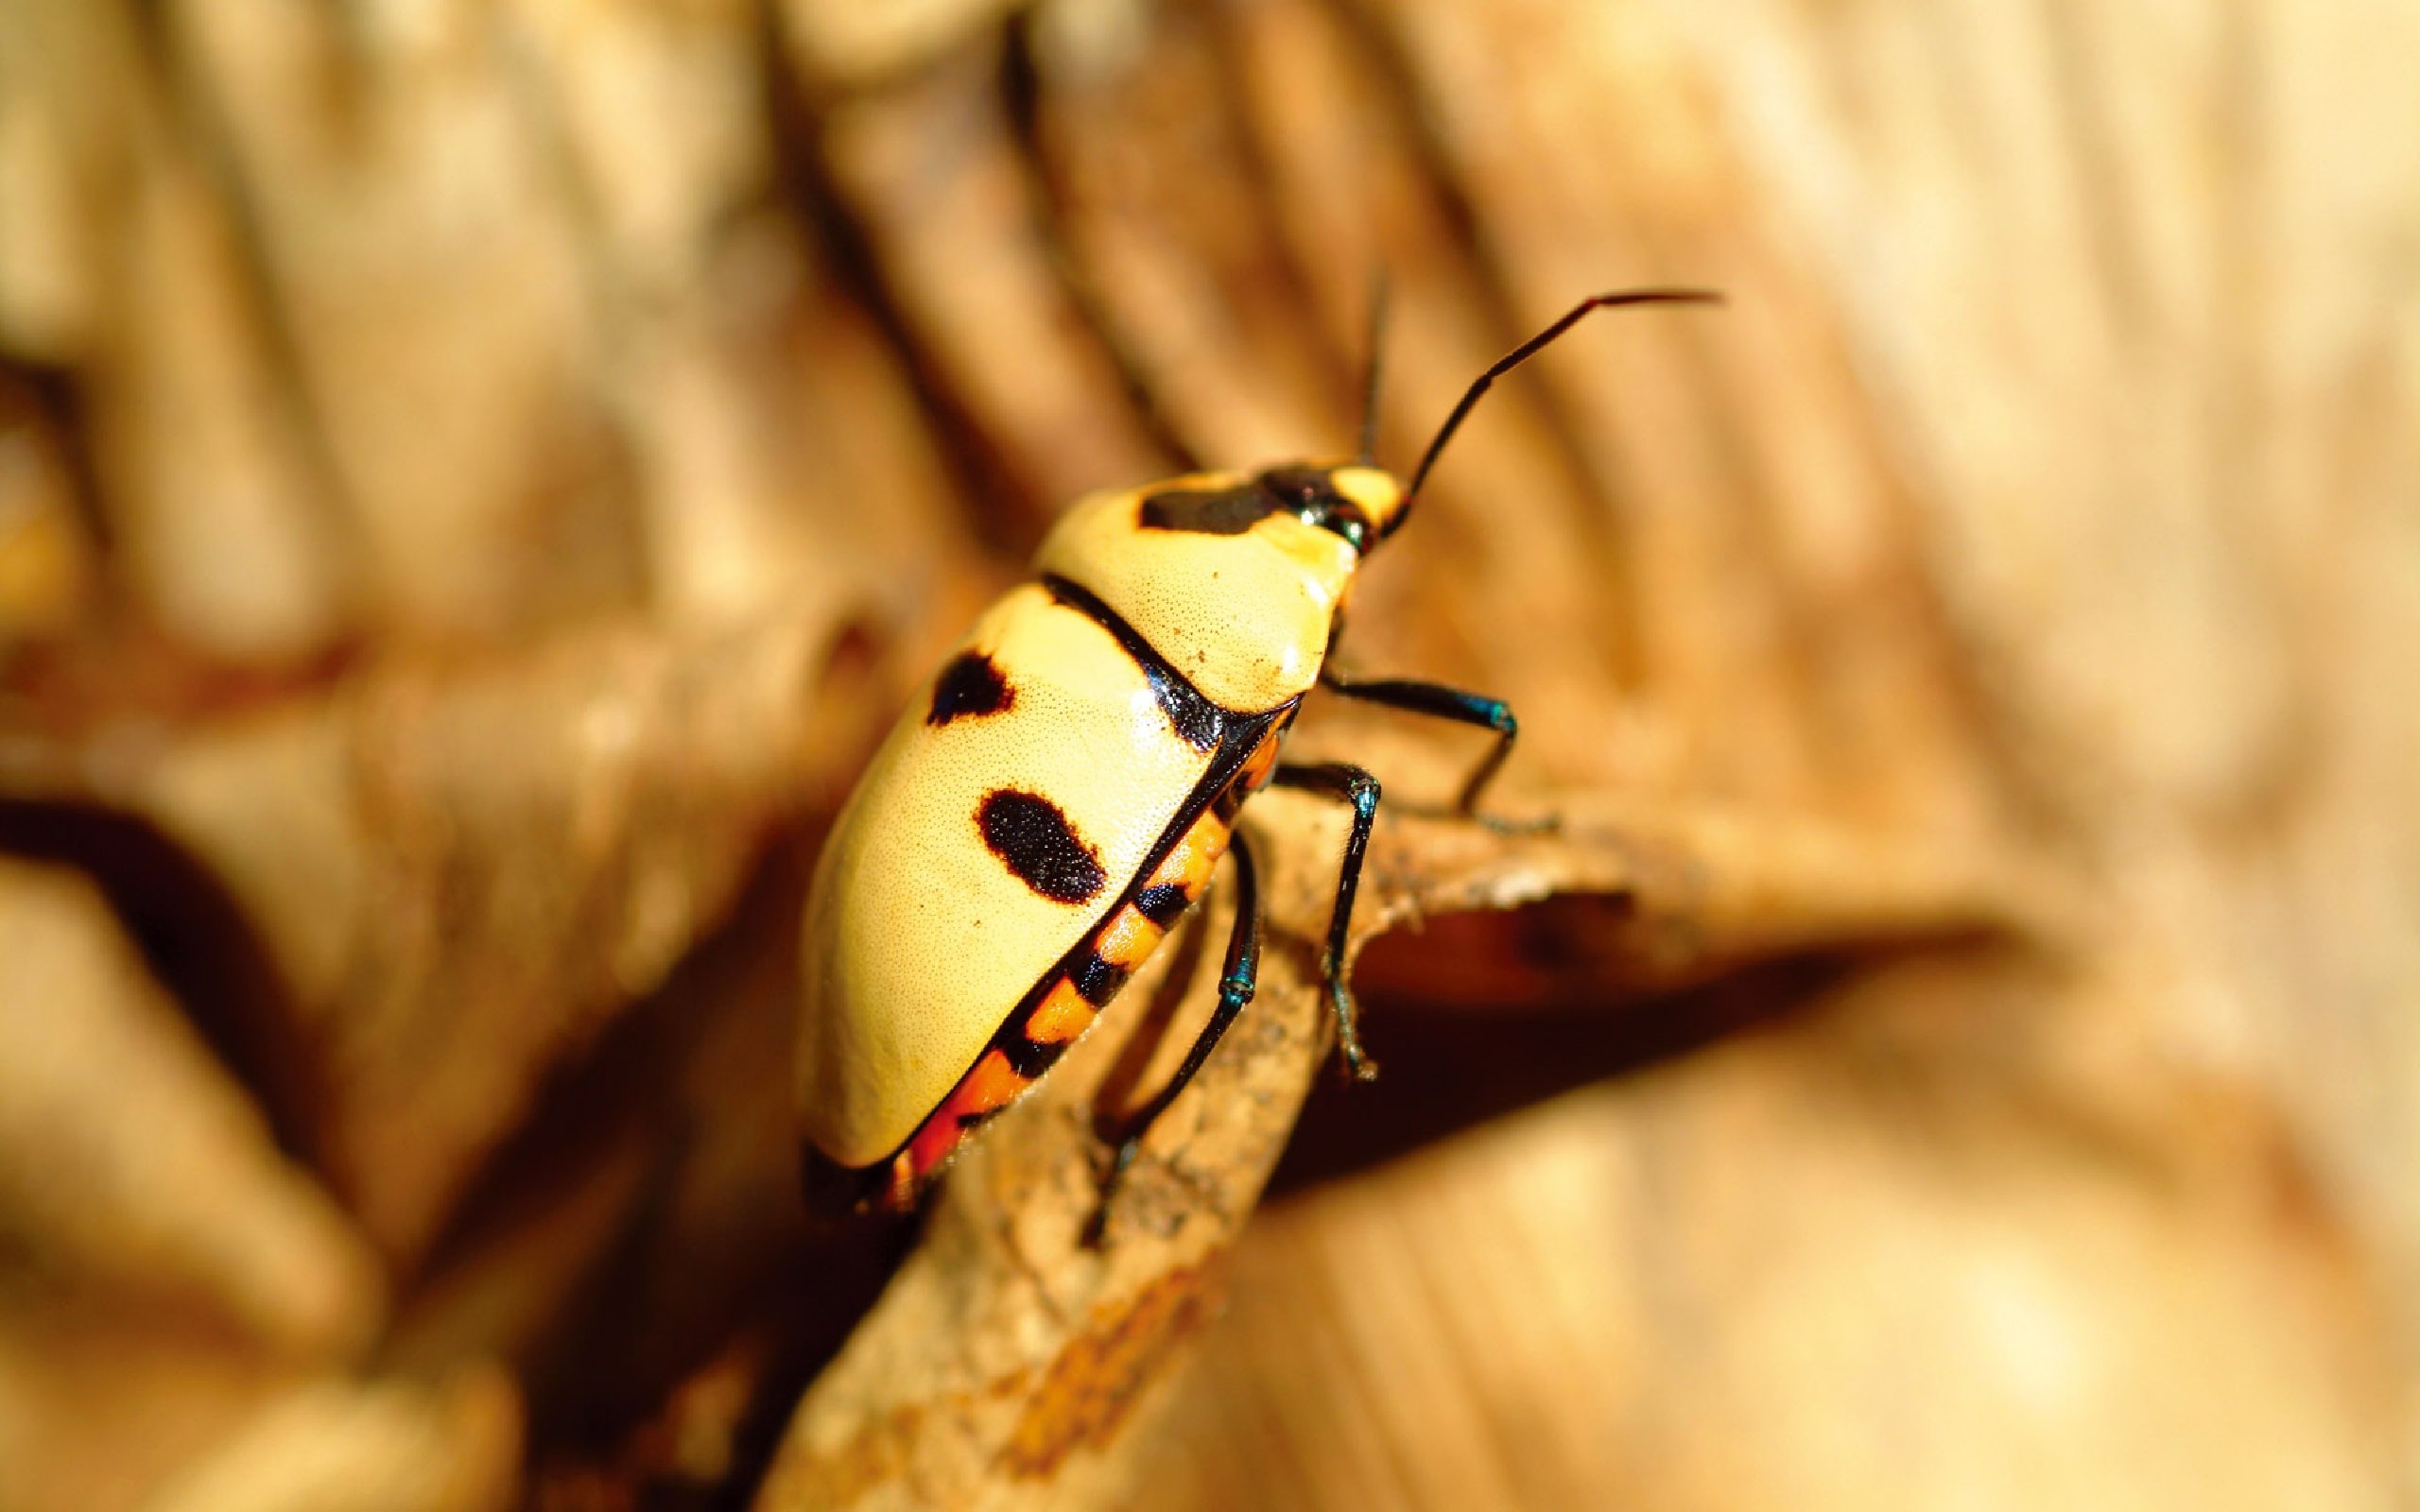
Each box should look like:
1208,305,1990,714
1398,287,1723,527
1355,267,1392,466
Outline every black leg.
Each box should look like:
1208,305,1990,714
1270,761,1382,1081
1319,669,1516,814
1095,828,1263,1231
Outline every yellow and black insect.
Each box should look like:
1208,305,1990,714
797,289,1716,1214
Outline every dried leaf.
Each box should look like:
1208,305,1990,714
170,0,637,637
812,43,1176,538
1102,954,2399,1511
68,588,864,1262
141,1365,522,1512
0,383,95,646
2,0,344,665
0,857,382,1358
781,0,1029,90
0,1286,290,1512
754,771,2047,1509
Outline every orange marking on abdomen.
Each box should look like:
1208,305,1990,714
955,1048,1029,1117
903,1049,1032,1181
1025,978,1095,1045
1236,724,1284,794
906,1110,964,1179
890,798,1249,1194
1145,808,1229,897
1095,902,1164,968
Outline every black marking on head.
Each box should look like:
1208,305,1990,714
1040,575,1228,751
1254,465,1334,507
1259,465,1374,552
927,649,1013,726
977,789,1107,904
1139,481,1283,535
1071,952,1131,1007
1133,883,1191,927
1000,1031,1065,1080
956,1106,1003,1132
1137,468,1374,550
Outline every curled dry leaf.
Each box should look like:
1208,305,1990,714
1102,953,2399,1511
755,762,2052,1509
47,582,865,1263
810,43,1178,539
140,1364,522,1512
4,0,2413,1503
0,1283,288,1512
170,0,640,639
0,856,382,1359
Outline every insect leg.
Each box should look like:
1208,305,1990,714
1270,760,1383,1080
1320,670,1515,814
1095,830,1263,1234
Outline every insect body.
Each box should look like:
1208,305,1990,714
798,290,1715,1214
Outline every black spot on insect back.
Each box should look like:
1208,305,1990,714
927,650,1013,725
1138,481,1283,535
977,789,1108,904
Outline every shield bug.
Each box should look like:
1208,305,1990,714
799,289,1718,1214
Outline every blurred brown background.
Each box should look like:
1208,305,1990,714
2,0,2416,1507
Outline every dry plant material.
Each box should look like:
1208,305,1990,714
809,42,1179,538
753,770,2051,1510
0,1286,293,1512
168,0,642,639
1,0,2415,1503
1105,955,2398,1512
0,857,381,1358
39,588,865,1263
0,386,95,646
0,0,346,665
139,1365,522,1512
0,860,405,1512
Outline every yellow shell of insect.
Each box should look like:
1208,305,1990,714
796,290,1719,1215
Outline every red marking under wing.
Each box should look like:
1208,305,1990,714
1027,979,1095,1045
1096,902,1165,968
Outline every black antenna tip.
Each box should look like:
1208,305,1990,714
1400,286,1725,509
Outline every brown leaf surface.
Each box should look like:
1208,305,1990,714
1100,956,2397,1512
0,857,380,1358
16,586,866,1263
753,775,2052,1509
140,1365,522,1512
2,0,2415,1505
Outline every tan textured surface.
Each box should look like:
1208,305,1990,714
0,0,2412,1505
